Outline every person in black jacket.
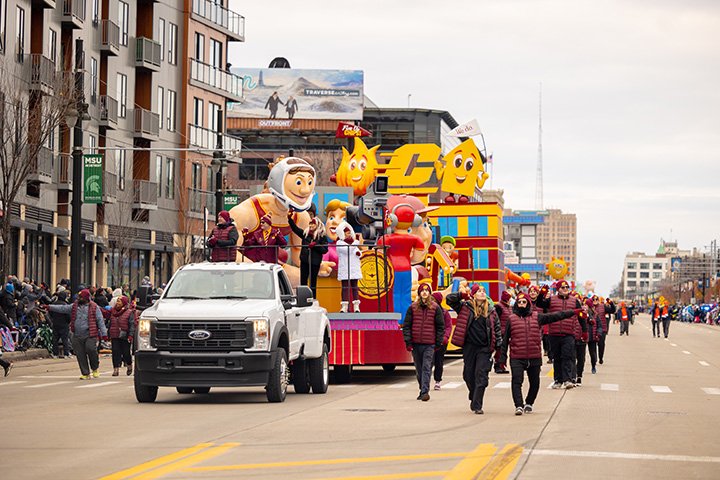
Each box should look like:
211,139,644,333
1,283,17,326
50,290,72,358
447,283,503,414
287,214,328,297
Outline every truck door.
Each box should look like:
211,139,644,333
278,271,302,359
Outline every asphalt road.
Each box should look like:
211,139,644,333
1,313,719,480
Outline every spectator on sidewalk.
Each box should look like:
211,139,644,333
48,289,107,380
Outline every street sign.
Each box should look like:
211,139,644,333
83,154,103,204
223,193,240,211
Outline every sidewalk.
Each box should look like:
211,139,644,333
1,348,52,362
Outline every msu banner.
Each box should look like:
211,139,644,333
228,68,364,120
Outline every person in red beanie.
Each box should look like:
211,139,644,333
242,213,288,264
207,210,239,262
493,290,513,374
402,283,444,401
47,289,107,379
108,296,136,377
431,291,453,390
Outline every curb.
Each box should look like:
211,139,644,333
1,348,52,362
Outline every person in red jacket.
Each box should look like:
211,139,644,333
242,214,288,264
528,285,552,363
447,283,503,414
493,290,513,374
651,302,662,338
504,293,576,415
207,210,239,262
108,296,136,377
431,291,453,391
592,296,615,368
402,283,444,401
572,299,593,386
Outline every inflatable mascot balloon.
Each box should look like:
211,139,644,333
332,137,380,197
545,256,569,280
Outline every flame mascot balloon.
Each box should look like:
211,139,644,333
545,256,569,280
334,137,380,197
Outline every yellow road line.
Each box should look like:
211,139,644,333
546,367,554,378
476,444,524,480
186,451,469,472
310,471,448,480
134,443,240,480
99,443,214,480
443,443,498,480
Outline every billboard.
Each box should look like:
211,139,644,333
228,68,364,120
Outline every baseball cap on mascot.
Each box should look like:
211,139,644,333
387,204,422,231
267,157,316,212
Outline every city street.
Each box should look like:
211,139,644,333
2,313,719,480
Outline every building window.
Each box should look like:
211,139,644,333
207,166,214,192
167,90,176,131
640,272,649,279
168,22,178,65
209,102,220,132
15,6,24,62
194,32,204,62
48,29,57,63
193,97,204,127
640,263,649,270
90,57,98,104
157,86,164,129
88,134,96,154
652,263,662,270
210,39,222,69
0,0,6,54
117,73,127,118
627,281,637,288
165,158,175,198
157,18,165,61
118,1,129,46
627,262,636,269
627,272,636,278
192,163,201,190
156,155,163,198
116,149,126,191
652,272,662,279
239,158,270,181
92,0,99,25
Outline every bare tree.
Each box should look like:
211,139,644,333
0,59,75,277
105,189,141,288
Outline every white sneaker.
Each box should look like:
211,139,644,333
515,407,524,416
524,404,533,414
434,381,441,391
551,381,563,389
352,300,361,313
562,381,575,389
340,301,348,313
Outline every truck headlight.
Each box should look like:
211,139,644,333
137,317,155,351
251,317,269,350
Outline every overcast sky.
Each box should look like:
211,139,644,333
228,0,720,296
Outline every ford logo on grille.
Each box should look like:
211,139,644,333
188,329,212,341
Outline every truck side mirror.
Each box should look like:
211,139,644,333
296,286,314,308
280,294,295,310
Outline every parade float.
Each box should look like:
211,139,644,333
229,136,507,382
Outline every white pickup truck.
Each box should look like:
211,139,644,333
133,262,331,403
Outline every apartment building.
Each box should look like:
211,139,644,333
535,209,577,281
0,0,244,289
502,209,546,283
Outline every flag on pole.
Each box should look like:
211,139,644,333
447,119,482,137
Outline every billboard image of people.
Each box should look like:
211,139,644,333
228,68,364,120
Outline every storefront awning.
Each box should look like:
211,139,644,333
9,218,69,237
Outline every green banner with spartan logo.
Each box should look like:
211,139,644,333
223,193,240,211
83,154,103,204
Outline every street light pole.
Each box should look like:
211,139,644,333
70,39,86,293
213,109,225,217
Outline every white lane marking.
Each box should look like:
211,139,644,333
493,382,511,389
442,382,463,389
388,383,413,389
682,350,691,355
0,381,28,386
336,384,356,388
702,388,720,395
651,385,672,393
76,381,120,389
664,338,669,341
446,359,463,367
670,343,677,347
21,375,88,379
699,361,710,367
26,381,72,388
601,383,619,391
529,449,720,463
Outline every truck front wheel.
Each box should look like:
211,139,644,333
309,345,329,394
134,372,158,403
266,349,288,403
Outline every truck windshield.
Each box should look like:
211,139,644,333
164,270,275,300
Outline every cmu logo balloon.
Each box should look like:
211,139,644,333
545,256,569,280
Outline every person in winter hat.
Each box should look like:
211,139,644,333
208,210,239,262
493,290,514,374
241,213,288,264
108,296,136,376
336,222,363,312
403,283,444,401
287,212,328,297
431,291,453,390
47,289,107,379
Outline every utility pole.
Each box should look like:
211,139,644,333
70,39,87,293
213,109,225,217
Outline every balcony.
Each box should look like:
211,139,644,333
101,20,120,56
133,108,160,141
28,54,56,95
103,171,117,203
188,124,242,156
133,180,158,210
191,0,245,42
56,153,72,190
61,0,85,29
29,147,54,184
188,188,216,216
189,59,244,102
99,95,118,129
135,37,161,72
32,0,56,9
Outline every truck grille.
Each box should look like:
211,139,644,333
154,321,253,351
